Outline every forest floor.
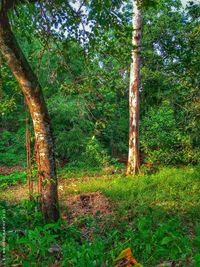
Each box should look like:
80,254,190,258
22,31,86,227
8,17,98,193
0,165,200,266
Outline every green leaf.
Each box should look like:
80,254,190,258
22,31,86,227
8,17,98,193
161,236,173,245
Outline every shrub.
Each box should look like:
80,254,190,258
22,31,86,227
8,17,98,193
140,101,200,165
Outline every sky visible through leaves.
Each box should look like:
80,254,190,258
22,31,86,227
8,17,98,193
181,0,200,6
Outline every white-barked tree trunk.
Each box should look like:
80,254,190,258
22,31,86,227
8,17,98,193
126,0,142,175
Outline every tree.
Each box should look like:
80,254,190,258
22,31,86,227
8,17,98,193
0,0,59,222
126,0,142,175
140,0,200,165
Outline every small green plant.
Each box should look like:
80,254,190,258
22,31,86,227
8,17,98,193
0,171,26,189
81,136,108,167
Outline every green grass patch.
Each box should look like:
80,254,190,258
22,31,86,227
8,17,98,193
0,166,200,266
64,166,200,222
57,162,124,179
0,171,26,189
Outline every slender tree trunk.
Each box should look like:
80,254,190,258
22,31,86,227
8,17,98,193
126,0,142,175
0,12,59,222
25,110,33,200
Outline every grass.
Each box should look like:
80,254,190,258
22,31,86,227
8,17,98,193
73,166,200,221
0,165,200,266
57,163,124,179
0,171,26,189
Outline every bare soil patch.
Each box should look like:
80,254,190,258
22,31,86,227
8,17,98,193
64,191,112,221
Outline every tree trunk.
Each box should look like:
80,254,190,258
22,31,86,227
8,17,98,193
0,12,59,222
25,109,33,201
126,0,142,175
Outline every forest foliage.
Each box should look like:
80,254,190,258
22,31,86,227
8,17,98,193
0,0,199,168
0,0,200,266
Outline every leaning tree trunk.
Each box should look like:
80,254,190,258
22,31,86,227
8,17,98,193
0,13,59,222
126,0,142,175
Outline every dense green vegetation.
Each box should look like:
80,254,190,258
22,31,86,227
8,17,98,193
1,0,199,167
0,171,26,189
0,0,200,266
0,166,200,266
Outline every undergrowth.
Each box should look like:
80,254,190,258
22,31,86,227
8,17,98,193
0,171,26,189
0,166,200,266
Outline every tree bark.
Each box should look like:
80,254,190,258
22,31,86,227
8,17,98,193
0,11,59,222
126,0,142,175
25,110,33,201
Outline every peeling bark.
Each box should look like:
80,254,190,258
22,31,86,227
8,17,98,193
126,0,142,176
0,10,59,221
